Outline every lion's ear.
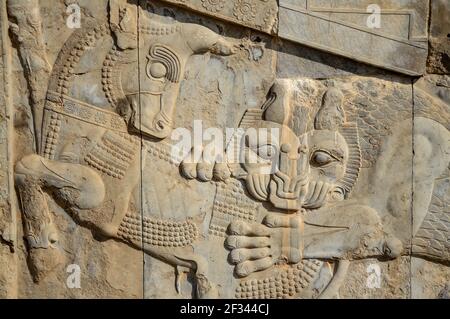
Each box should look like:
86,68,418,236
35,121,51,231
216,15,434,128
263,80,294,126
109,0,138,50
315,88,346,130
239,80,292,129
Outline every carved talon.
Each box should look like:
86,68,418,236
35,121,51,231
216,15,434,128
235,258,273,278
228,220,271,237
383,236,403,258
263,214,303,229
181,162,197,180
197,162,214,182
213,163,231,181
226,215,306,277
181,147,232,182
230,248,271,264
226,235,270,250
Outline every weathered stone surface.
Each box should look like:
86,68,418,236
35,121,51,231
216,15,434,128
293,0,429,40
410,75,450,298
340,258,411,299
276,38,394,79
279,0,429,76
0,0,448,300
427,0,450,74
156,0,278,34
0,0,17,299
411,257,450,299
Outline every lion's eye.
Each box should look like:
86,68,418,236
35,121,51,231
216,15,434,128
257,145,277,160
311,151,334,167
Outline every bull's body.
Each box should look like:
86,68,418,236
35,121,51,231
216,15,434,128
13,6,449,299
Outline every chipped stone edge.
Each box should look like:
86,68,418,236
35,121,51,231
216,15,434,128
0,0,18,299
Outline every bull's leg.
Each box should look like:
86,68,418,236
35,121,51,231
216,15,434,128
15,154,105,281
15,174,63,282
172,251,218,299
142,247,218,299
15,175,57,249
16,154,105,209
116,213,217,299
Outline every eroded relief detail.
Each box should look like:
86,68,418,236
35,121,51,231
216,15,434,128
170,80,401,298
13,0,235,289
158,0,278,33
0,0,449,299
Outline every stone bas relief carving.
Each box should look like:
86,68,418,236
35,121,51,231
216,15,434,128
175,82,403,298
0,0,449,299
156,0,278,34
14,0,236,288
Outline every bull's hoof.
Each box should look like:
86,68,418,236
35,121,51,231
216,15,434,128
195,274,219,299
28,247,64,283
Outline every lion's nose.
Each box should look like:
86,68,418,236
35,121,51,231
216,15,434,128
279,144,298,175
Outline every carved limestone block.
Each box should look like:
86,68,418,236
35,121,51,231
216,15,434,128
427,0,450,74
156,0,279,34
0,0,448,300
278,0,429,76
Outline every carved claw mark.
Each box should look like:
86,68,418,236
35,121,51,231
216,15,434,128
229,248,271,264
235,257,273,278
226,215,306,277
226,235,270,250
228,220,271,237
263,214,302,229
180,146,232,182
197,162,214,182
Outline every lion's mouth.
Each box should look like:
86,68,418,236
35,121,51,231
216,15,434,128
245,172,333,212
245,174,270,202
302,181,333,209
269,179,301,211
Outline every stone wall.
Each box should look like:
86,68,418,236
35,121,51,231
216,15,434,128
0,0,448,299
0,0,17,299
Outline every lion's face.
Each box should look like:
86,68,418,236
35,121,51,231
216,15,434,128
302,129,349,209
240,122,349,212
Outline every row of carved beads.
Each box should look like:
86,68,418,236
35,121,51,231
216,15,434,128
118,213,198,248
217,180,246,195
102,46,122,107
139,24,181,35
235,260,323,299
213,201,256,221
147,142,183,166
57,24,109,95
85,132,139,179
85,154,126,179
102,135,135,161
209,224,228,237
43,112,63,160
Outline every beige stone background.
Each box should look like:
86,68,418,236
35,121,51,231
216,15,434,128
0,0,449,299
